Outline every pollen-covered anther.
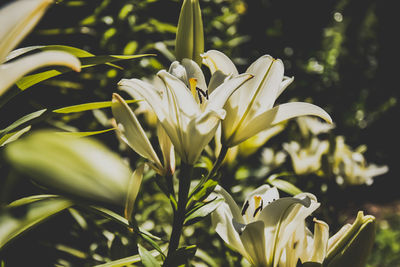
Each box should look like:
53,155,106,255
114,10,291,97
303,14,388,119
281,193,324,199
253,195,263,217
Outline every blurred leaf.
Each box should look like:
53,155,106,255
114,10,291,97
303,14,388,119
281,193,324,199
53,99,138,113
138,244,161,267
5,130,132,206
184,198,223,226
0,109,46,136
11,45,154,90
0,195,72,249
267,177,303,196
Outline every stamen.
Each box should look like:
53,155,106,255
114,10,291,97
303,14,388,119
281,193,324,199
252,196,263,217
196,87,209,104
189,78,198,99
253,199,263,217
241,200,249,216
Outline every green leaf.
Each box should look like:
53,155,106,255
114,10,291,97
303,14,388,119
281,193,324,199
54,128,115,138
184,198,223,226
0,109,46,136
267,177,302,196
163,245,197,267
0,195,73,249
53,99,138,113
138,244,162,267
0,126,31,146
12,45,154,90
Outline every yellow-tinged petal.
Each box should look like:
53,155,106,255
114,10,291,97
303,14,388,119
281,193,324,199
111,93,163,173
201,50,238,75
0,0,53,62
228,102,332,147
124,164,145,222
0,51,80,96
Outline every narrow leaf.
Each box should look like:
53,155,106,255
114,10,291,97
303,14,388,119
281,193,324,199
267,178,303,196
53,99,138,113
0,109,46,136
55,128,115,138
138,244,161,267
184,198,223,226
0,195,73,248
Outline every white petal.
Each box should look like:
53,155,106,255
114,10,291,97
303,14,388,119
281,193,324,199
157,70,201,117
0,0,52,62
310,218,329,263
157,123,175,175
206,73,253,112
211,200,248,258
214,185,243,223
231,102,332,146
240,221,268,266
276,76,294,99
245,56,284,111
201,50,238,76
181,58,207,91
111,94,163,172
0,51,80,96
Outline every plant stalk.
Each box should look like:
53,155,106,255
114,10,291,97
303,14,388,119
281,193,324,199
166,162,193,259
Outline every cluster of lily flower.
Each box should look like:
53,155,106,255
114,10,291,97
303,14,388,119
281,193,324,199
1,0,378,266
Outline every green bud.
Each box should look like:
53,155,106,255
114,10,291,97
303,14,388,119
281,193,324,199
175,0,204,66
324,211,376,267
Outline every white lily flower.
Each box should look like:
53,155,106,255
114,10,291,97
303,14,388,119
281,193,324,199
202,50,332,147
297,116,335,138
111,93,175,176
118,59,253,164
333,136,388,185
211,184,320,267
283,138,329,175
0,0,81,96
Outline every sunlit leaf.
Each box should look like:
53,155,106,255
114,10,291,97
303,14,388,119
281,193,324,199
0,126,31,146
55,128,115,138
0,109,46,136
0,195,73,249
139,244,161,267
184,198,223,226
53,99,138,113
12,45,154,90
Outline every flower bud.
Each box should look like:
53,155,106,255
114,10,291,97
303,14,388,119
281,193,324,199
175,0,204,66
324,211,376,267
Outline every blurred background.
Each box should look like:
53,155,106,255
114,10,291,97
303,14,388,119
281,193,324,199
0,0,398,266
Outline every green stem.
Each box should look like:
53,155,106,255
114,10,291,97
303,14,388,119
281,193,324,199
166,163,193,259
207,144,229,181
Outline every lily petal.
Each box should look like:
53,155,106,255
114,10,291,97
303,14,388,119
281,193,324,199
240,220,268,266
310,218,329,263
0,0,52,62
0,51,81,96
111,93,163,173
201,50,239,76
231,102,332,146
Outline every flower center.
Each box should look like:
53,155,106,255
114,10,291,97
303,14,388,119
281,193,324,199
189,78,208,104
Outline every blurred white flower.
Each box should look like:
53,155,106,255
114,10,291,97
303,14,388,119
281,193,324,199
118,59,252,164
211,184,319,266
0,0,80,96
283,138,329,175
333,136,388,185
297,116,335,138
202,50,332,147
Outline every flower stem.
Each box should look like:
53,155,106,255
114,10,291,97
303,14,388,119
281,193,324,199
166,163,193,260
